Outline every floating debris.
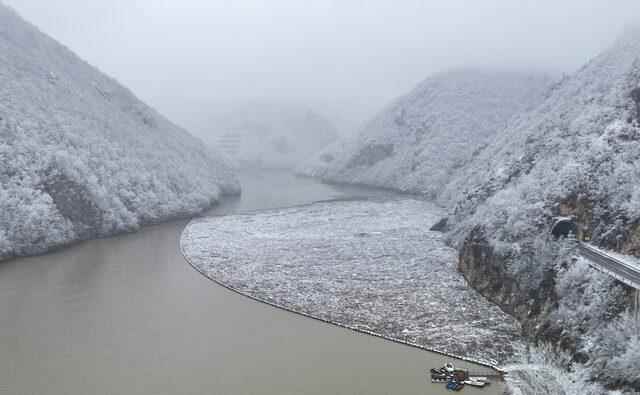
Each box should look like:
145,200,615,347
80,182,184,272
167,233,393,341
181,199,524,365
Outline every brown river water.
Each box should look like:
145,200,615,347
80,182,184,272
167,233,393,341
0,170,505,395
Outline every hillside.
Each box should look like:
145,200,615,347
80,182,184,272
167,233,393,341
302,30,640,391
299,70,552,200
449,28,640,245
0,4,239,261
206,102,338,169
446,29,640,391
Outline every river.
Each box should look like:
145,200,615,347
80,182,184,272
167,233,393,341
0,170,505,395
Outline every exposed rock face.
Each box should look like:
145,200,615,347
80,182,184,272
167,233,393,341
301,25,640,391
458,214,636,389
632,87,640,120
555,194,640,255
459,227,522,314
429,217,448,232
43,171,103,239
346,143,394,169
556,196,594,241
458,227,560,342
448,34,640,390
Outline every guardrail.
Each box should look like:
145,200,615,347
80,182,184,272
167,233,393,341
577,243,640,290
576,242,640,331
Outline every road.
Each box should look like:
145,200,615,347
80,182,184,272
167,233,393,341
577,243,640,289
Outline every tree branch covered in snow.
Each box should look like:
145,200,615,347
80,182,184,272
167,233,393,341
302,26,640,392
0,5,239,260
299,70,552,200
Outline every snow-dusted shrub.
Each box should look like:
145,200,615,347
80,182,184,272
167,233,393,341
443,29,640,392
506,344,610,395
448,29,640,236
299,70,552,198
552,258,626,338
586,311,640,388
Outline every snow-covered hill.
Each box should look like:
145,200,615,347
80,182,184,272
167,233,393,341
450,28,640,245
205,102,338,169
299,70,552,200
449,28,640,391
301,28,640,391
0,4,239,260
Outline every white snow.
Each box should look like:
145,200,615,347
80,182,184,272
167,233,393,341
444,28,640,386
299,70,552,201
449,27,640,249
181,198,524,365
301,27,640,391
0,5,239,260
504,345,613,395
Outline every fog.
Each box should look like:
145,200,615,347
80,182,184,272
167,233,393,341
6,0,640,134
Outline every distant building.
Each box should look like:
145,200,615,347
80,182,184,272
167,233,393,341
216,131,242,157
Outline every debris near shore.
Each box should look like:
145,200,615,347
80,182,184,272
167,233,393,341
181,198,524,365
430,362,493,391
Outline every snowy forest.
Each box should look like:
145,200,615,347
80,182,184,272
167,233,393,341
0,4,239,260
2,1,640,394
301,27,640,391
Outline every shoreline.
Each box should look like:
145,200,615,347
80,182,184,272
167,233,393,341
0,191,241,265
179,218,506,377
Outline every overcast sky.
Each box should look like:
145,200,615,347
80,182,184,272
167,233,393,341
5,0,640,135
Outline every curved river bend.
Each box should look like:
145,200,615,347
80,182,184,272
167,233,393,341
0,170,505,395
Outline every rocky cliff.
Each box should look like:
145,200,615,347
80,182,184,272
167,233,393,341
451,28,640,391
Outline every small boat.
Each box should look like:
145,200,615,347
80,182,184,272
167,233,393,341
429,362,470,384
451,370,468,381
430,367,447,375
430,367,448,377
446,378,464,391
464,379,488,388
430,368,449,383
430,362,487,390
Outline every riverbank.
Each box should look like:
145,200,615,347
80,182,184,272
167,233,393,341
181,198,523,369
180,224,506,377
0,194,232,264
0,170,506,395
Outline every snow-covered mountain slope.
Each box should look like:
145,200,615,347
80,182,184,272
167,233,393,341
0,4,239,260
205,102,338,169
449,27,640,248
299,70,552,200
450,28,640,391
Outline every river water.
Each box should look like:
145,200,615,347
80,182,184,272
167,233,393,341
0,170,505,395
